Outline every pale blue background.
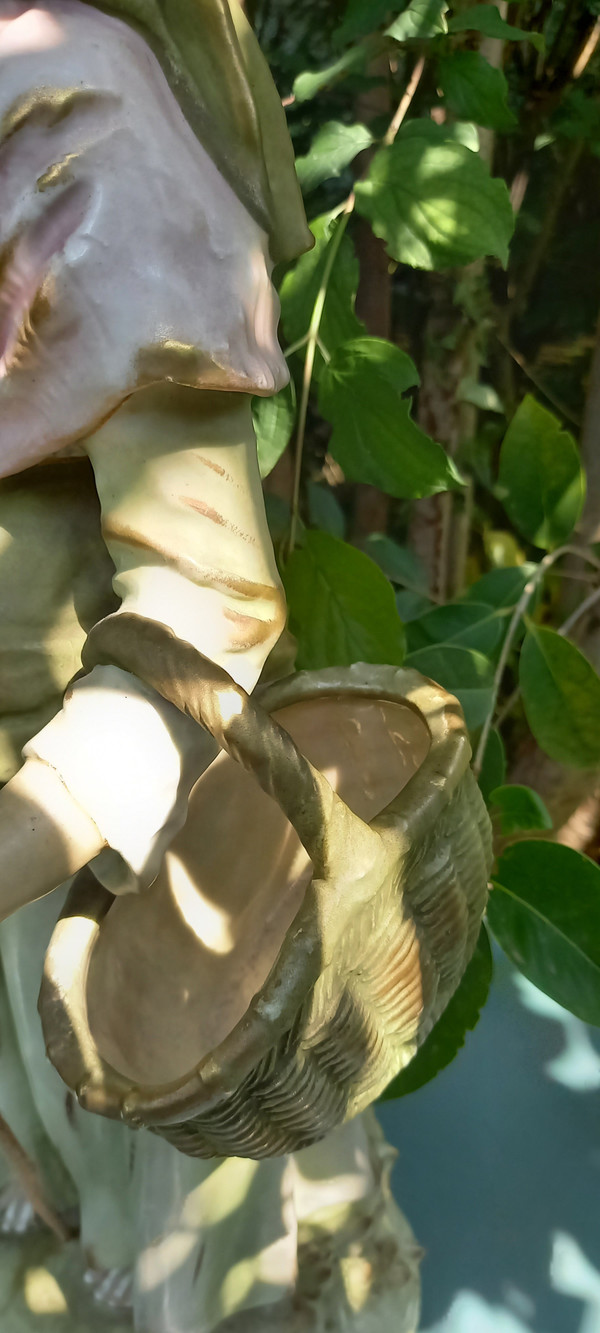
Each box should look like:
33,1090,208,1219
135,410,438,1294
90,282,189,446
379,950,600,1333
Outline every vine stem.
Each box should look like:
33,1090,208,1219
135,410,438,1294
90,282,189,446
287,56,426,555
288,198,353,554
558,584,600,638
0,1112,73,1243
473,546,600,776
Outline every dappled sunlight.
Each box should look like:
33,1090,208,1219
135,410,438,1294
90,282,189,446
551,1233,600,1331
23,1266,68,1316
513,973,600,1092
167,852,236,955
425,1290,534,1332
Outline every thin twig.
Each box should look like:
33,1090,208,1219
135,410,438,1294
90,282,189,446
495,335,582,427
492,578,600,727
558,585,600,638
288,199,353,554
573,16,600,78
283,334,309,360
383,56,426,145
287,57,426,554
494,683,520,730
473,546,600,774
0,1113,73,1244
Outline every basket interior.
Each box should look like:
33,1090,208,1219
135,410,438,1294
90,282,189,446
85,693,431,1085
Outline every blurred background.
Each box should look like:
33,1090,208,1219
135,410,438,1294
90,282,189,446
380,949,600,1333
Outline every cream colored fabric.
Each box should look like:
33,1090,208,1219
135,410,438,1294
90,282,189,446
0,1,287,479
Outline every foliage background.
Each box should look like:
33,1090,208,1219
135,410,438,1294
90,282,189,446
247,0,600,1088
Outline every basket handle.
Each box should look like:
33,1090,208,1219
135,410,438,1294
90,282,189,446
82,613,381,880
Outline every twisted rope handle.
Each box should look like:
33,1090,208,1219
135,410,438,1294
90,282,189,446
82,613,380,880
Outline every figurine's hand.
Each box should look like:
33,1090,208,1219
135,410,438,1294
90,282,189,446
0,757,103,922
23,663,218,895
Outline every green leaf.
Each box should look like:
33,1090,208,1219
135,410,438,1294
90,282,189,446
387,0,448,41
338,0,399,45
438,51,516,131
293,38,381,103
306,482,346,538
253,385,295,479
443,121,480,152
478,726,506,804
489,841,600,1025
380,926,492,1098
498,396,585,550
457,377,504,413
283,531,406,670
396,589,433,621
264,493,304,546
463,563,537,609
319,337,462,498
489,785,553,836
555,89,600,147
355,120,514,270
519,624,600,769
406,601,504,657
449,4,545,54
363,534,429,593
295,121,373,194
405,643,494,729
280,212,364,374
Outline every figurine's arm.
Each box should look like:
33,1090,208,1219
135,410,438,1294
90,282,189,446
86,386,286,697
0,0,298,915
9,387,286,902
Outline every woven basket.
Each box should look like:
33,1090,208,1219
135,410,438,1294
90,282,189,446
39,616,491,1158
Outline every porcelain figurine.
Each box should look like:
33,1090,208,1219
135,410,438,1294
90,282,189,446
0,3,492,1328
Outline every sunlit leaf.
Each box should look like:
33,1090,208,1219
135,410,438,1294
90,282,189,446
439,51,516,131
498,396,585,549
295,121,373,193
483,529,527,570
355,120,514,269
489,785,553,835
380,926,492,1098
489,841,600,1025
387,0,448,41
457,377,505,413
519,624,600,769
319,337,462,498
253,384,296,479
293,38,382,103
405,643,494,729
449,4,545,54
284,531,406,669
441,121,480,151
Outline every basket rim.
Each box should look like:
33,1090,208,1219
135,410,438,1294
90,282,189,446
39,662,471,1130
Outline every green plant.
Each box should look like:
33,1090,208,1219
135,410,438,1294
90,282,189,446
252,0,600,1095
